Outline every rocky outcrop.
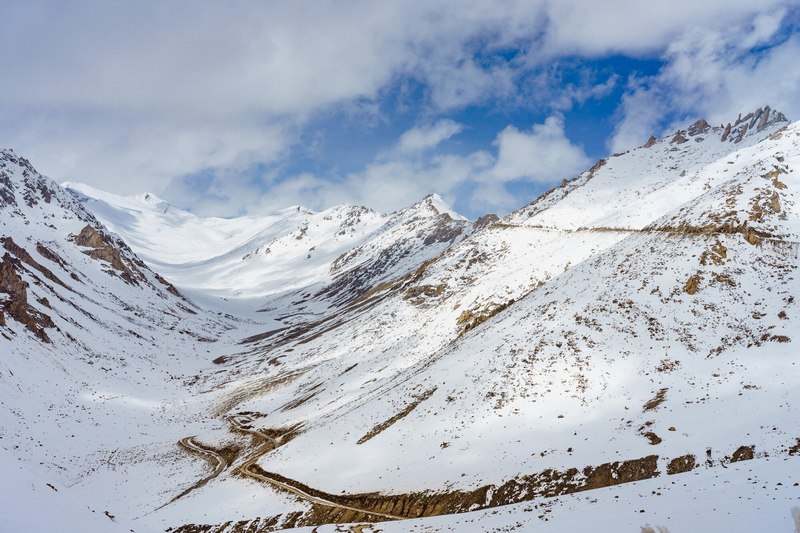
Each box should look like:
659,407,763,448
721,122,732,142
2,237,70,290
687,119,711,136
670,131,688,144
724,107,788,144
73,225,141,284
473,213,499,231
0,253,53,342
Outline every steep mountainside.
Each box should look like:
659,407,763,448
67,184,473,316
2,107,799,533
168,109,799,531
0,149,265,530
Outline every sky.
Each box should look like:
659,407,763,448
1,1,799,219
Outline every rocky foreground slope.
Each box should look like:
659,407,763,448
1,107,799,532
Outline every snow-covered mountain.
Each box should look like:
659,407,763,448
0,149,255,530
65,183,474,316
2,106,799,532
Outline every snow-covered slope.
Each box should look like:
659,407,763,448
66,184,473,317
3,106,799,533
507,106,788,230
169,109,799,531
0,149,267,530
0,447,136,532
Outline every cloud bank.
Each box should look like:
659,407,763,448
0,1,797,217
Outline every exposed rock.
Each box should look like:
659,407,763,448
0,170,17,207
721,122,732,142
643,431,662,445
667,454,696,475
729,445,755,463
745,227,762,245
2,237,70,290
789,438,800,456
0,253,27,303
0,253,53,342
643,388,668,411
687,119,711,136
35,243,68,270
734,123,748,143
154,272,183,298
643,135,658,148
456,299,515,334
357,388,437,445
404,284,446,305
73,225,140,284
670,131,688,145
757,106,772,130
422,216,465,246
749,108,764,130
586,158,607,180
684,274,701,295
580,455,660,491
472,213,499,231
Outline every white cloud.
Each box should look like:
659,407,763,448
225,116,587,216
396,120,464,153
536,0,790,59
489,115,590,183
609,10,800,151
0,1,797,215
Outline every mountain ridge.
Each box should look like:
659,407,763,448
1,106,798,532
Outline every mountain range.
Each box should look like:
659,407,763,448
1,106,798,532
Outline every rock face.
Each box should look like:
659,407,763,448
687,119,711,136
0,148,198,347
73,225,142,284
0,252,53,342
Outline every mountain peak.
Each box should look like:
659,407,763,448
646,105,788,151
410,193,466,221
718,105,788,143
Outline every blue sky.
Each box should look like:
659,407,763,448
1,1,799,219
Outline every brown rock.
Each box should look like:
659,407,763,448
670,131,688,144
730,445,755,463
757,106,771,130
721,122,732,142
472,213,499,231
0,253,52,342
745,227,762,245
667,454,696,475
734,123,748,143
684,274,701,295
74,225,139,284
687,119,711,136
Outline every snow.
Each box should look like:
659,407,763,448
0,447,140,533
1,109,798,532
296,455,800,532
64,183,470,308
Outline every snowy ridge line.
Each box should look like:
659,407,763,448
488,221,799,244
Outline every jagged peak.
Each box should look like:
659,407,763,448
642,105,789,150
718,105,788,143
399,193,466,221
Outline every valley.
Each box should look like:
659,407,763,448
1,107,799,532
